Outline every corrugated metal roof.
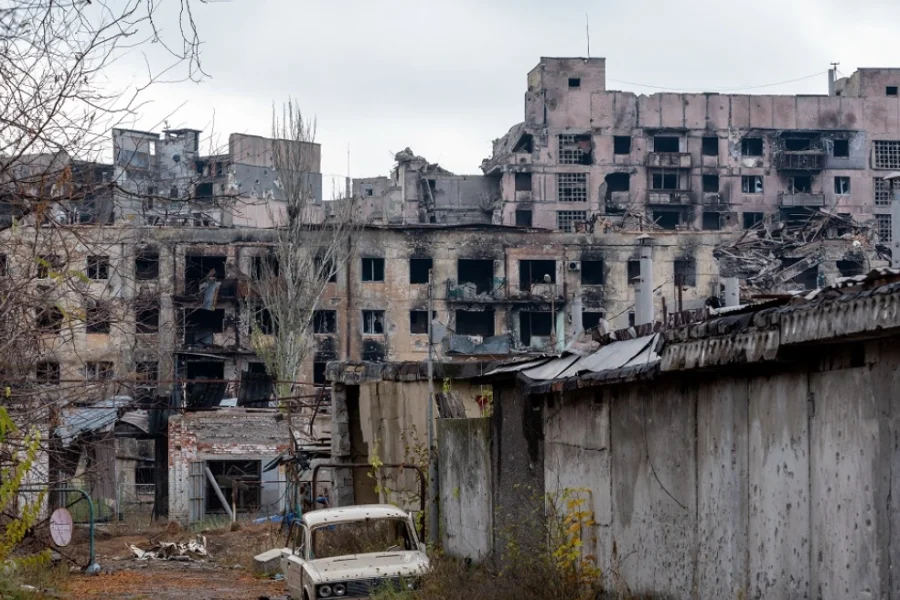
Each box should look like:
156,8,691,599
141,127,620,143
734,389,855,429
56,396,132,445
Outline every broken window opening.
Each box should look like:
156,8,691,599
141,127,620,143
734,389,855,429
876,213,892,242
135,361,159,384
702,174,719,193
519,311,552,347
362,310,385,335
0,254,7,277
185,255,226,294
888,86,899,97
409,258,432,285
780,258,819,290
515,172,533,191
702,211,721,231
409,310,429,335
653,210,681,230
558,134,593,165
875,177,893,206
513,134,534,153
834,176,851,195
313,362,327,385
605,172,630,192
169,186,179,199
136,302,160,334
557,173,588,202
87,255,110,280
456,310,495,337
36,306,63,332
568,77,581,89
194,182,214,199
557,210,587,233
836,259,866,278
85,361,114,381
135,249,159,280
515,210,533,227
205,460,261,515
36,361,60,385
361,257,385,282
254,307,275,335
313,310,336,334
787,176,813,194
653,136,680,153
582,311,605,330
741,137,763,157
85,301,111,334
741,175,764,194
674,259,697,287
833,139,850,158
702,137,719,157
874,141,900,169
743,212,764,228
783,138,812,152
252,255,280,279
315,253,337,283
519,259,556,291
651,171,679,190
613,136,631,155
184,308,226,345
37,254,62,279
627,260,641,285
457,259,494,294
581,260,605,285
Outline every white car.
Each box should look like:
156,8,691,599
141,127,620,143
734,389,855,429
281,504,430,599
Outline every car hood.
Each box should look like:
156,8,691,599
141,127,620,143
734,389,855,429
306,551,429,582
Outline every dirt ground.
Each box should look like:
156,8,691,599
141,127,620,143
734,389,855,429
60,522,289,600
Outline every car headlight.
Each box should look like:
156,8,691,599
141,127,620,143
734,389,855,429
317,584,332,598
333,583,346,596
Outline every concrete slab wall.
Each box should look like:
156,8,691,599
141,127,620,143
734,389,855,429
438,418,492,561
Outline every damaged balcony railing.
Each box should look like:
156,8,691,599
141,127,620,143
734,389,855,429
446,278,506,301
182,277,240,299
775,150,826,171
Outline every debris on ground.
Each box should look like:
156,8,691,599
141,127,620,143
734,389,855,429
130,535,210,561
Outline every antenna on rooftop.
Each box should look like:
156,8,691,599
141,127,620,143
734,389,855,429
585,13,590,58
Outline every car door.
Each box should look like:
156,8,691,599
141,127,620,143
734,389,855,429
283,522,308,595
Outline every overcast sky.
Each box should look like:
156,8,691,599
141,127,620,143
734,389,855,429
107,0,900,196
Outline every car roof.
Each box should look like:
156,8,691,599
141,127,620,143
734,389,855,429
302,504,410,528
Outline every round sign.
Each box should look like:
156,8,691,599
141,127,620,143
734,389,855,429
49,508,73,547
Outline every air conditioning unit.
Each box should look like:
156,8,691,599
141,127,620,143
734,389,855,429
568,261,581,272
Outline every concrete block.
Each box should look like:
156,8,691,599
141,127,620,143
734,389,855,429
253,548,284,575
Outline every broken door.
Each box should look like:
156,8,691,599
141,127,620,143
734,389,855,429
188,461,206,523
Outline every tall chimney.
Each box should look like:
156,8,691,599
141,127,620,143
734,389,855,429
828,69,836,97
635,236,654,326
723,277,740,307
571,294,584,333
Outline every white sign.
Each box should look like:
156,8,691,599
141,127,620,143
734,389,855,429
49,508,73,547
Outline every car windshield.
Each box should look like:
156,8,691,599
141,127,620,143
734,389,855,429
311,517,414,559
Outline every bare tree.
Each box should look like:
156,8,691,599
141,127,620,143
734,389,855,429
247,101,358,414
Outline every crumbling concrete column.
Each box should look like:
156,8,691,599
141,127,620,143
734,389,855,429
330,383,354,507
635,239,654,326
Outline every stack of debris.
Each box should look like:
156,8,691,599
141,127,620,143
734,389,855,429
130,535,209,562
715,210,882,293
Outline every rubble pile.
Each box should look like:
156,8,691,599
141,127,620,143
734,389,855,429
130,535,210,562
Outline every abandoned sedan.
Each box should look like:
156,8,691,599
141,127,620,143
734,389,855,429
281,504,429,599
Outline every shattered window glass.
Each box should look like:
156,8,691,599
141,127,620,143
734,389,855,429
874,141,900,169
741,176,763,194
362,310,385,334
557,210,587,232
876,214,892,242
557,173,588,202
875,178,892,206
558,135,592,165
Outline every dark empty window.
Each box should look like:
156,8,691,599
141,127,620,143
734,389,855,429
742,138,763,156
37,306,63,332
519,259,556,290
313,310,336,334
515,173,532,191
674,259,697,287
836,259,865,278
457,259,494,293
135,250,159,280
519,311,552,347
315,253,337,283
582,311,604,330
255,307,275,335
835,176,851,195
361,257,385,282
605,172,630,192
581,260,604,285
833,139,850,157
455,310,494,337
568,78,581,88
742,176,764,194
37,255,62,279
85,361,114,381
702,174,719,193
651,172,678,190
410,310,429,334
87,255,109,280
513,134,534,153
654,136,679,153
653,211,680,230
784,138,811,152
362,310,385,334
252,255,280,279
313,362,327,385
515,210,533,227
409,258,432,284
702,137,719,156
788,176,812,194
702,211,721,230
135,361,159,384
0,254,7,277
85,301,111,334
136,302,160,334
627,260,640,285
888,86,898,97
743,212,764,228
36,361,60,385
613,136,631,155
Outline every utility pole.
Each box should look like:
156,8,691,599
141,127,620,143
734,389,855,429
426,269,438,545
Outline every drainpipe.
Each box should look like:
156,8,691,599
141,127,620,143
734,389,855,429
723,277,740,307
635,236,654,326
571,294,584,333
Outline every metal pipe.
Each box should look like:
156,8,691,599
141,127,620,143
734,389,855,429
203,467,234,521
426,269,438,545
636,242,654,325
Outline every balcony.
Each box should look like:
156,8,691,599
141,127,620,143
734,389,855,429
647,191,693,206
443,334,511,356
702,192,727,207
779,193,825,207
181,278,240,300
646,152,691,169
515,190,533,203
446,278,505,302
775,151,825,171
